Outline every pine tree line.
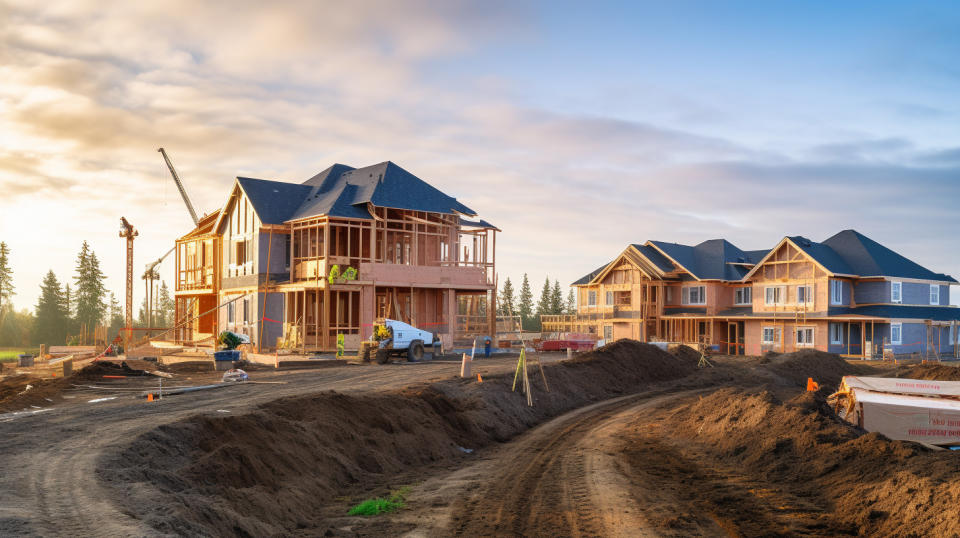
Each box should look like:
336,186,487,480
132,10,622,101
0,241,176,346
497,273,578,332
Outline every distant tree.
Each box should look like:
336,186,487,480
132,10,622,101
74,241,108,330
158,281,174,327
108,292,124,341
0,308,34,347
0,242,14,313
536,277,552,315
566,289,577,314
517,273,533,329
35,270,68,345
498,277,516,316
550,280,563,314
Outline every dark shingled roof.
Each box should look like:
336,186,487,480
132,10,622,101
236,177,313,225
828,305,960,322
649,239,757,281
630,244,676,273
291,161,475,221
821,230,957,282
573,262,612,286
235,161,478,224
785,231,956,283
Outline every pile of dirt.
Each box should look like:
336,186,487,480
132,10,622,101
668,344,703,364
0,375,71,413
104,340,697,536
764,348,868,389
648,388,960,535
901,363,960,381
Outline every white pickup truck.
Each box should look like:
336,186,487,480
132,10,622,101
369,318,439,363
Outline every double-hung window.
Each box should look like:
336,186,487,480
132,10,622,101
797,327,814,347
797,285,812,305
762,326,781,345
606,291,614,305
588,291,597,306
830,280,843,305
890,322,902,345
603,325,613,340
734,287,752,305
666,287,673,303
682,286,706,305
764,286,784,306
891,282,902,304
930,285,940,305
228,302,235,324
830,323,843,345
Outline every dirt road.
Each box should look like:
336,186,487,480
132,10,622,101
0,357,548,536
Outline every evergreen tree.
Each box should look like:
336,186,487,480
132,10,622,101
158,281,173,327
566,289,577,314
0,242,13,313
74,241,108,330
550,280,563,314
536,277,552,315
517,273,533,328
498,277,516,316
35,270,68,345
108,292,124,340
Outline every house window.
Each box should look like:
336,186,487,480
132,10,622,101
734,287,751,305
830,280,843,305
764,286,784,305
930,285,940,305
830,323,843,345
228,301,235,323
797,285,812,305
603,325,613,340
588,291,597,306
666,287,673,303
235,240,246,266
243,297,249,324
606,291,614,305
682,286,706,305
890,322,902,345
762,326,781,345
891,281,902,304
797,327,814,347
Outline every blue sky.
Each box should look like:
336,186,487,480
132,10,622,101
0,0,958,310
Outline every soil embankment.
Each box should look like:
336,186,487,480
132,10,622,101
105,341,697,536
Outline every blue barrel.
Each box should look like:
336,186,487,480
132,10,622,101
213,350,240,362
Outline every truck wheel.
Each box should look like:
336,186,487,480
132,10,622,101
375,348,390,364
408,340,424,362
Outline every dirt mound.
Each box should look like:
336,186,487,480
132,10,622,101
764,349,868,389
105,340,697,536
668,344,703,364
0,375,71,412
652,388,960,535
902,363,960,381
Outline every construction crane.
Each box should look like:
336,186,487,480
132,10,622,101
158,147,199,227
144,148,200,328
119,217,138,348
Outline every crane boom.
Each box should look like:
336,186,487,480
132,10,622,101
158,147,199,226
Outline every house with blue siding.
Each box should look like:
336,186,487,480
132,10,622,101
551,230,959,359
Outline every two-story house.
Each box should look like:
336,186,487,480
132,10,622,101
551,230,959,359
172,161,498,352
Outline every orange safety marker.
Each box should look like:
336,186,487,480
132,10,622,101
147,393,154,402
806,377,819,392
477,373,483,383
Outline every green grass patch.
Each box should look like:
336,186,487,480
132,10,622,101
0,349,37,362
347,486,410,516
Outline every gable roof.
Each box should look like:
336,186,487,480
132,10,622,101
236,177,313,225
648,239,756,281
573,262,612,286
630,244,675,273
290,161,476,221
821,230,957,282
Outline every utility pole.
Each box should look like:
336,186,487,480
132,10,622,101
120,217,138,349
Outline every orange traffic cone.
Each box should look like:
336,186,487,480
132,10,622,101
806,378,819,392
147,393,154,402
477,373,483,383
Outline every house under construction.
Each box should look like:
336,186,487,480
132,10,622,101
173,161,498,351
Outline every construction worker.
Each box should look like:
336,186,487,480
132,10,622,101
484,336,492,358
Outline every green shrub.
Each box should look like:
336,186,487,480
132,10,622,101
347,486,410,516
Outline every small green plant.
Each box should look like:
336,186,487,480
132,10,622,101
347,486,410,516
217,331,243,350
327,264,341,284
342,266,358,281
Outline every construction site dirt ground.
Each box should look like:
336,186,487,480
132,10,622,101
2,345,960,536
